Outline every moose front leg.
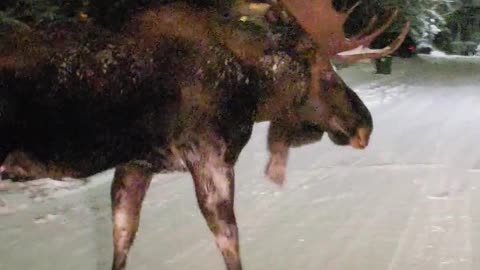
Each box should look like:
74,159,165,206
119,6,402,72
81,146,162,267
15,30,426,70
265,120,325,185
183,145,242,270
111,161,153,270
265,120,292,186
265,137,289,186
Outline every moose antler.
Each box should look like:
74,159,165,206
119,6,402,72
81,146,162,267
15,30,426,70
279,0,410,63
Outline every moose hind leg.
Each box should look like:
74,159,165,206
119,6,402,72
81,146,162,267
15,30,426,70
111,161,153,270
183,146,242,270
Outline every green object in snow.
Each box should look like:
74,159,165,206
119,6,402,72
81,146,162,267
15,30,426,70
375,56,393,75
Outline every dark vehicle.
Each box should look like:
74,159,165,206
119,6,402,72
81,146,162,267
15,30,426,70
416,46,433,54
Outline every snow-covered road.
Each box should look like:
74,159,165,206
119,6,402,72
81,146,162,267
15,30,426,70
1,55,480,270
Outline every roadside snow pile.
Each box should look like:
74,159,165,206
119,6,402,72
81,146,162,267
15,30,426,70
430,50,447,57
0,178,87,215
1,178,86,199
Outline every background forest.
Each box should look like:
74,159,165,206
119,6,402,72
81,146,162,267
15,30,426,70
1,0,479,55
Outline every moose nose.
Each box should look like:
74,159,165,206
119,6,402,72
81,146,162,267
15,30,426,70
349,127,371,150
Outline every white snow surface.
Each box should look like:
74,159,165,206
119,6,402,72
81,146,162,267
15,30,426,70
1,55,480,270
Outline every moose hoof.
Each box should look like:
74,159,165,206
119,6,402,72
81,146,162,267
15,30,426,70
265,160,286,186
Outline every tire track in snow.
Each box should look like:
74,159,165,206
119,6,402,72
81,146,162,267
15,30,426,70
384,170,473,270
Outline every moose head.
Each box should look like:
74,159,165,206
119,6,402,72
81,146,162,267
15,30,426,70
259,0,410,183
282,0,409,147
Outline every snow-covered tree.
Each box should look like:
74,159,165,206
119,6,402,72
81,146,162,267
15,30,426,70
383,0,460,45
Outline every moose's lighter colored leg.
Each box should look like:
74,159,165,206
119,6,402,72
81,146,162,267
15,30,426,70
265,121,291,186
265,140,289,186
111,161,153,270
183,145,242,270
266,120,325,185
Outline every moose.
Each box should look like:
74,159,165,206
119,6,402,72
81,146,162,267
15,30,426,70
0,0,409,269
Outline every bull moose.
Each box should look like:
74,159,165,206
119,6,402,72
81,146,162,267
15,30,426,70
0,1,408,269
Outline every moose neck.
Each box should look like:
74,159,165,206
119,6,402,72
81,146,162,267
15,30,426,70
208,21,301,123
255,89,298,123
256,55,336,123
254,54,310,123
208,19,269,67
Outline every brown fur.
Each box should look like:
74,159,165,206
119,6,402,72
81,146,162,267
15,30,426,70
0,3,377,270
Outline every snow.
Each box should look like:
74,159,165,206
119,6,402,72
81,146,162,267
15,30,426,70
430,49,448,57
1,55,480,270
